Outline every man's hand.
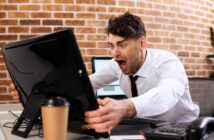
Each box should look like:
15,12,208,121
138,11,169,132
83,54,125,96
84,97,136,133
9,83,19,100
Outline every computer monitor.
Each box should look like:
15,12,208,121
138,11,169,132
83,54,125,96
91,57,127,99
2,29,109,138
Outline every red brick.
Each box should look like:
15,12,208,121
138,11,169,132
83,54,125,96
170,19,183,25
108,7,126,13
0,0,6,3
137,2,153,8
86,20,106,27
140,16,153,22
154,4,168,10
0,65,6,70
186,71,195,76
20,35,37,40
8,0,29,2
97,28,107,34
163,38,175,43
83,56,92,62
8,12,29,18
196,71,206,76
80,49,86,55
0,87,7,93
0,80,11,86
97,0,116,5
43,20,63,25
0,20,18,25
170,45,183,50
78,42,96,48
31,12,52,18
154,18,168,23
31,0,52,3
191,65,201,70
75,27,96,33
170,6,182,12
177,26,189,32
118,1,135,6
76,0,95,4
178,52,189,57
43,5,63,11
128,9,145,15
87,6,106,12
76,13,95,19
19,5,40,11
31,27,52,33
163,12,175,18
75,35,86,40
0,27,5,33
65,5,85,11
0,72,7,78
54,0,74,3
0,12,6,18
145,10,161,16
65,20,85,26
87,49,108,55
20,20,40,25
97,42,109,48
98,14,114,19
8,27,29,33
54,13,74,18
53,27,71,32
0,5,17,10
146,24,161,29
148,37,161,43
87,35,107,41
0,35,17,41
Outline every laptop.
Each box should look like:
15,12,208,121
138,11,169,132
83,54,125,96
91,57,127,99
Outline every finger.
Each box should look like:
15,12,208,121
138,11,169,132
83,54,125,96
11,91,19,96
102,97,112,105
97,98,105,106
88,121,113,132
85,107,109,118
9,83,15,89
85,113,109,124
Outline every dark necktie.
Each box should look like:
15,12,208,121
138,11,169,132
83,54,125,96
129,75,138,97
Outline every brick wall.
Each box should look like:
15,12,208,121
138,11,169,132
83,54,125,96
0,0,213,103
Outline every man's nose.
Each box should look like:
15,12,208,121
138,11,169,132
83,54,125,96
112,47,121,58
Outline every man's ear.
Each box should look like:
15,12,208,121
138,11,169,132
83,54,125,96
140,36,146,49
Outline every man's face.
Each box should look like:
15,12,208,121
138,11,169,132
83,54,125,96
108,34,146,75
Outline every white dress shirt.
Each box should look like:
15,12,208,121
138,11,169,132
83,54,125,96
89,49,199,122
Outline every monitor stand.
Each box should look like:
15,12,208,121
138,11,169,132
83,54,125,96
11,93,46,138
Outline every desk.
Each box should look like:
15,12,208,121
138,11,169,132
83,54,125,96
0,104,146,140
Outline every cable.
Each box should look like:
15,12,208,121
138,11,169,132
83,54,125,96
3,110,43,137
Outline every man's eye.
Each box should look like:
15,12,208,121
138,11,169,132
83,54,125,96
119,44,127,48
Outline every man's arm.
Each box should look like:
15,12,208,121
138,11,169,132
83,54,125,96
130,53,188,118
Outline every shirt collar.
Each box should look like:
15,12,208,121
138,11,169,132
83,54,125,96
133,49,151,78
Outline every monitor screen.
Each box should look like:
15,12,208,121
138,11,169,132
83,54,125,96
91,57,126,99
3,29,108,138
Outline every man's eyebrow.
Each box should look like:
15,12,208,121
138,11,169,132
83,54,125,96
116,39,127,46
107,42,113,45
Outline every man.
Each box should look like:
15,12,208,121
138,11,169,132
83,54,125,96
11,12,199,133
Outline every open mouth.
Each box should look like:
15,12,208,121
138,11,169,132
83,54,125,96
115,59,127,70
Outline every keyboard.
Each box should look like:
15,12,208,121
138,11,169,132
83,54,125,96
119,118,171,128
145,122,190,140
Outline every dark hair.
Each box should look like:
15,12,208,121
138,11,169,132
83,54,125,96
106,12,146,39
